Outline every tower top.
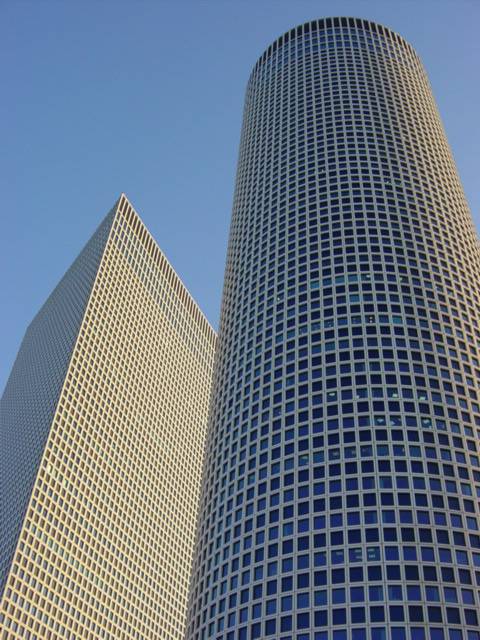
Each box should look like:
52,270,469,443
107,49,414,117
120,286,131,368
252,17,419,75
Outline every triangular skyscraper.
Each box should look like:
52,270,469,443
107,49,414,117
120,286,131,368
1,195,216,639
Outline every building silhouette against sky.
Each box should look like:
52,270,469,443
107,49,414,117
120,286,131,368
0,194,216,639
187,17,480,640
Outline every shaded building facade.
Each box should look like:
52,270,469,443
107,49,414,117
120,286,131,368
187,18,480,640
0,194,216,639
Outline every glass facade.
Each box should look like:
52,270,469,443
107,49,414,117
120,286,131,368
187,17,480,640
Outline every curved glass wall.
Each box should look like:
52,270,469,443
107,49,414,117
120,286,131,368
187,17,480,640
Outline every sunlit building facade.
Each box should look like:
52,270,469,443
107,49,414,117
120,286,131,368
187,18,480,640
0,194,216,639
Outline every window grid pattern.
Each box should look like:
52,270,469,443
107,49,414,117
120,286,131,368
0,195,216,639
0,207,115,603
187,17,480,640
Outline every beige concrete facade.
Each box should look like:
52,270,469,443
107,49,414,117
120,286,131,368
0,194,216,639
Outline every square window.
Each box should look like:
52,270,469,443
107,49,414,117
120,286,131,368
426,586,439,601
351,606,365,623
390,606,405,621
427,606,442,622
370,606,385,622
297,592,309,609
461,588,474,604
332,588,345,604
465,609,478,625
407,585,421,600
409,606,424,622
443,587,457,603
351,586,365,602
388,585,403,600
369,586,383,601
280,615,292,632
333,608,347,625
297,612,310,629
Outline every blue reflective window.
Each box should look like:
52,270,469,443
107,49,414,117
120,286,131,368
296,592,309,608
332,588,345,603
351,586,365,602
369,585,383,600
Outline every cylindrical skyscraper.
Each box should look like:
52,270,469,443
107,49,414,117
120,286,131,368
187,18,480,640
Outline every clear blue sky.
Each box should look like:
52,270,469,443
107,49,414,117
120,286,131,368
1,0,479,393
